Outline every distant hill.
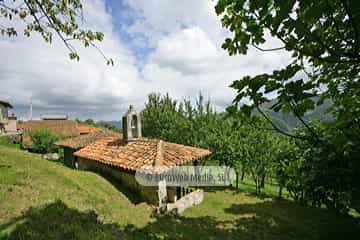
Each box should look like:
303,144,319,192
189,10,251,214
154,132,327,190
97,120,122,129
97,98,331,133
259,98,333,131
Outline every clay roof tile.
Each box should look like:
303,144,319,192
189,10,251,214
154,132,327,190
74,137,211,172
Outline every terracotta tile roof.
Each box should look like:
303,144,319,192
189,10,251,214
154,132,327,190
55,129,122,150
18,120,80,147
74,137,211,172
77,124,101,135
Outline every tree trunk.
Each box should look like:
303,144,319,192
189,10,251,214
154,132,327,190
255,177,260,194
236,171,239,191
260,174,265,188
241,169,245,181
278,186,283,198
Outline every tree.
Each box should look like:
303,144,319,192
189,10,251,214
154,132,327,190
182,94,217,148
244,119,277,194
141,93,188,144
215,0,359,138
207,115,245,190
83,118,95,126
216,0,360,212
207,114,277,193
97,122,121,133
272,137,303,199
0,0,112,64
141,93,216,149
294,121,354,213
28,128,59,153
142,93,281,193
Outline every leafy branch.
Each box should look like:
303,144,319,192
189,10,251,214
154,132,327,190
0,0,113,65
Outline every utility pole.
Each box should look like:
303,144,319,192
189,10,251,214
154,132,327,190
29,95,32,120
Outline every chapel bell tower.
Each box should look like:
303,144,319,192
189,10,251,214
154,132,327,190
122,105,142,141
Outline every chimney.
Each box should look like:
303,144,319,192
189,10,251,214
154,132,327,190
122,105,142,142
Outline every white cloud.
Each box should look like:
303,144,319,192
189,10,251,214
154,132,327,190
125,0,291,109
142,24,291,109
0,0,293,120
0,0,147,120
151,27,219,74
125,0,225,47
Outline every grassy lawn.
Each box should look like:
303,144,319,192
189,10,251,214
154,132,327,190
235,178,291,199
0,137,20,149
1,146,359,239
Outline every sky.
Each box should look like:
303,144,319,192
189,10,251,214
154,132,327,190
0,0,291,121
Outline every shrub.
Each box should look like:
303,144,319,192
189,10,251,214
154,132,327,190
0,136,13,146
0,135,20,148
29,129,59,154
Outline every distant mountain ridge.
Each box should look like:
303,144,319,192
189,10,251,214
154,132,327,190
99,99,331,133
260,98,333,131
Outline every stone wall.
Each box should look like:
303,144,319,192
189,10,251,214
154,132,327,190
4,119,16,132
77,157,163,204
70,156,185,205
166,189,204,215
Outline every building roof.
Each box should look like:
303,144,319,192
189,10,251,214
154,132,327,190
0,99,13,108
41,114,68,120
55,129,121,150
77,124,101,135
74,137,211,172
18,120,80,147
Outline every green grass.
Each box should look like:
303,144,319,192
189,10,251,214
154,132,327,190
235,178,291,199
1,146,359,239
0,136,20,149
